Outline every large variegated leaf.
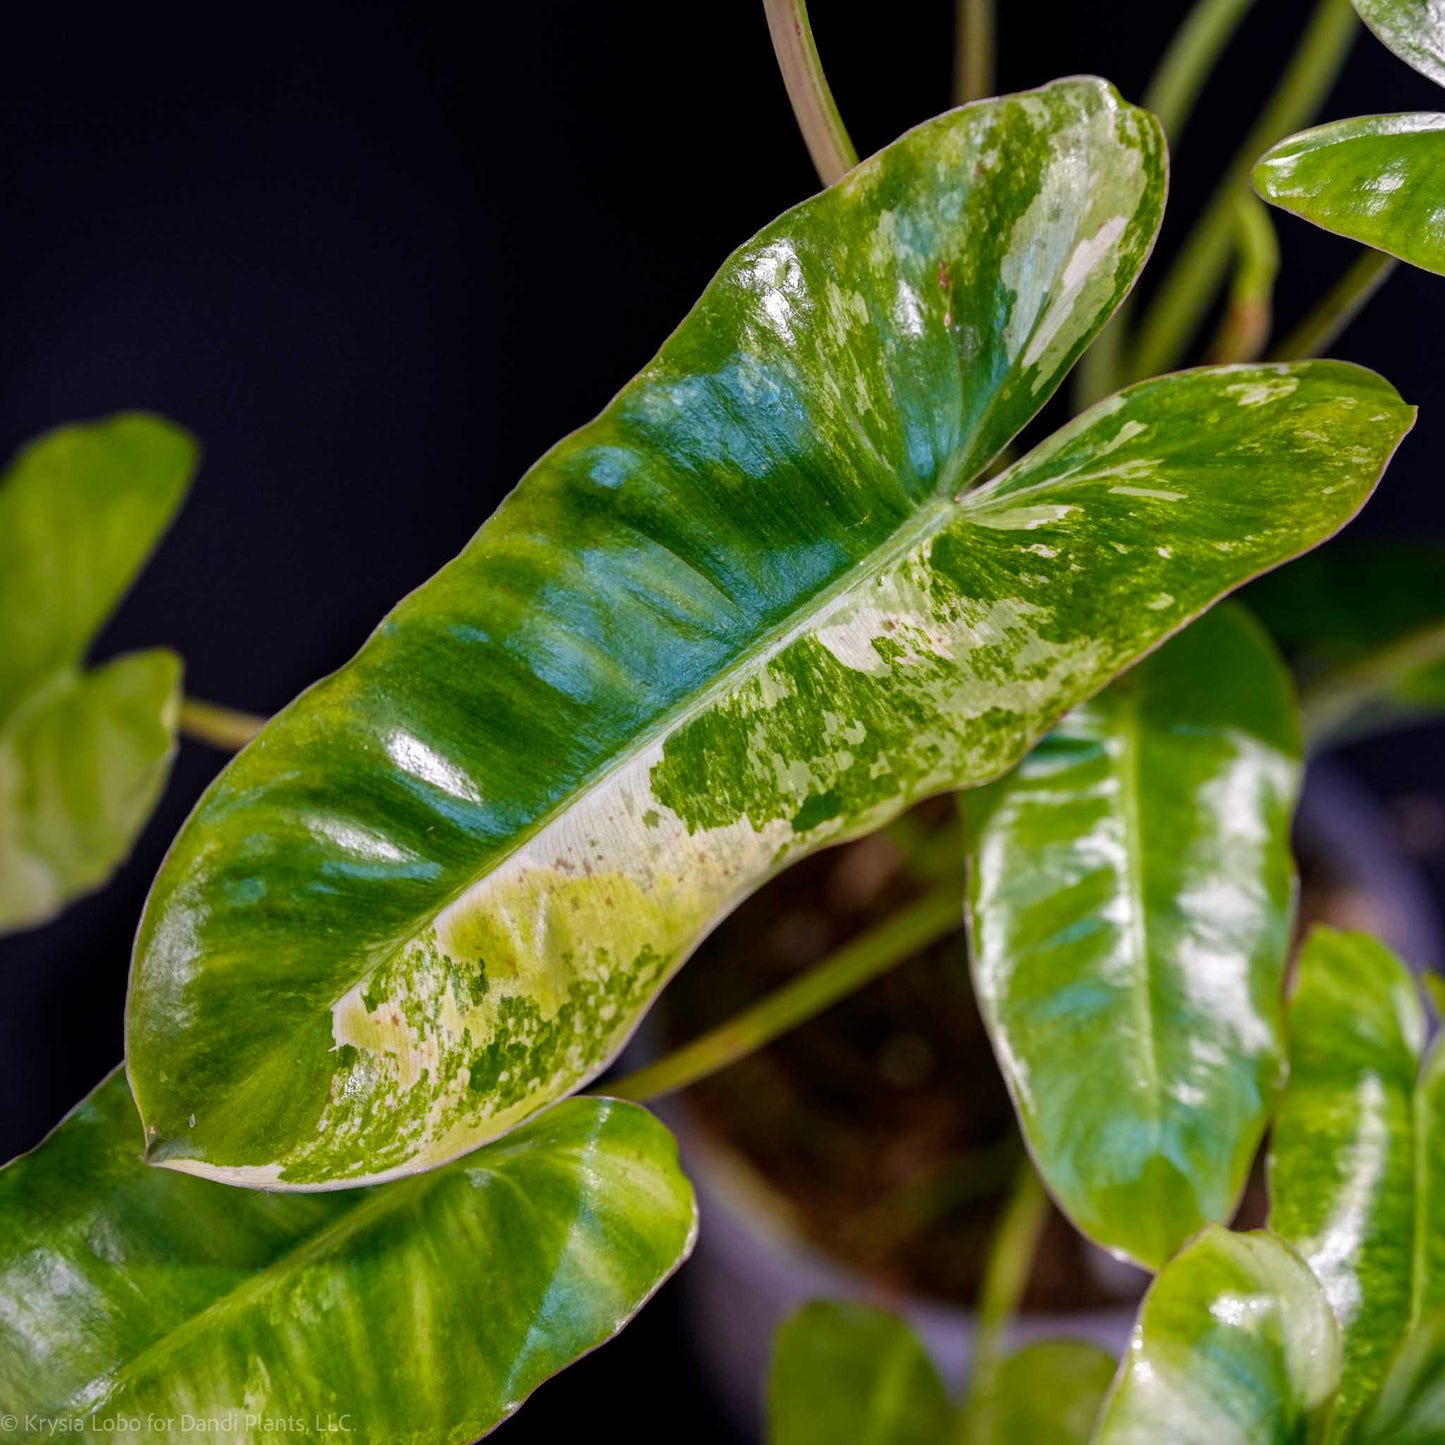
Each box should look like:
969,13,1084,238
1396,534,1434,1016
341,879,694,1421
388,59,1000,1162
1269,929,1426,1433
1095,1228,1342,1444
1354,0,1445,87
128,73,1412,1188
1246,541,1445,745
971,1339,1115,1444
0,1070,695,1438
768,1302,953,1445
964,604,1299,1270
1346,1308,1445,1442
1254,115,1445,276
0,416,194,932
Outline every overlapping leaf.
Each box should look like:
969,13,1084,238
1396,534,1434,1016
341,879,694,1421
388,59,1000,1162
1095,1228,1342,1444
964,604,1300,1270
1345,1308,1445,1442
127,76,1412,1191
0,1071,695,1439
1269,929,1445,1433
1355,0,1445,87
1247,541,1445,745
768,1302,952,1445
0,416,194,932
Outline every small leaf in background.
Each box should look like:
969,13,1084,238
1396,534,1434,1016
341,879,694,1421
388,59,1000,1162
0,1071,696,1438
970,1339,1116,1444
0,415,195,933
1354,0,1445,88
1095,1228,1341,1445
1245,540,1445,747
964,604,1300,1270
1255,115,1445,277
768,1301,953,1445
1269,928,1425,1432
1346,1307,1445,1442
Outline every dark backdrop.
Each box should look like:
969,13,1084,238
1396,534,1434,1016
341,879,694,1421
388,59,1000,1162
2,2,1442,1439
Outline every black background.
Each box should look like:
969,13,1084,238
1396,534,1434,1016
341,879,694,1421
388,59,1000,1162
1,2,1442,1438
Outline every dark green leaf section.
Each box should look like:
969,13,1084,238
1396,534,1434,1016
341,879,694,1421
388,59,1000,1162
965,604,1300,1269
973,1339,1115,1443
128,76,1413,1188
0,416,194,932
1095,1228,1342,1444
1246,541,1445,745
0,1071,696,1440
1269,928,1426,1432
1354,0,1445,87
1346,1308,1445,1443
1254,115,1445,276
768,1302,953,1445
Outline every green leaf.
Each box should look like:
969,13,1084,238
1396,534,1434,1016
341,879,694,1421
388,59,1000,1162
126,76,1411,1189
1269,928,1427,1432
972,1339,1115,1444
0,415,195,932
768,1301,953,1445
964,604,1299,1270
1245,541,1445,746
1354,0,1445,88
1346,1308,1445,1443
1095,1227,1342,1445
1254,115,1445,276
0,1070,695,1438
1416,1036,1445,1321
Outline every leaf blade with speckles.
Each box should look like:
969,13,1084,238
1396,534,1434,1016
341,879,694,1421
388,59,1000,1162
1094,1228,1342,1445
0,1071,695,1440
1354,0,1445,87
963,605,1299,1271
0,415,194,934
127,80,1412,1190
1254,115,1445,276
1268,929,1427,1434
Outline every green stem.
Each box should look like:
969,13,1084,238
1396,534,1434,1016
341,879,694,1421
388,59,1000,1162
1207,193,1280,363
953,0,995,106
1127,0,1358,384
762,0,859,186
605,887,960,1102
958,1159,1050,1443
1074,0,1258,409
179,696,266,751
1298,621,1445,750
1143,0,1257,148
1269,247,1397,360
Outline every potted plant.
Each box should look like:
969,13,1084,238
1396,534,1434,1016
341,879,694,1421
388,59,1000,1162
1,1,1444,1441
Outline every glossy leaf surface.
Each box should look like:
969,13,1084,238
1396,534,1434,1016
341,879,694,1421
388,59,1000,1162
964,604,1299,1269
1269,929,1426,1432
129,77,1412,1188
0,1071,695,1439
768,1301,953,1445
1355,0,1445,87
1246,541,1445,745
974,1339,1115,1443
1254,116,1445,276
0,416,194,932
1346,1308,1445,1442
1095,1228,1341,1444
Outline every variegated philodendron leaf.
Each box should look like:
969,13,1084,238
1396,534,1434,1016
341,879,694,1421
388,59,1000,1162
1345,1307,1445,1442
128,76,1412,1190
1095,1228,1342,1444
1355,0,1445,87
0,1070,695,1439
1254,115,1445,276
1269,929,1445,1435
964,603,1300,1271
0,416,195,933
